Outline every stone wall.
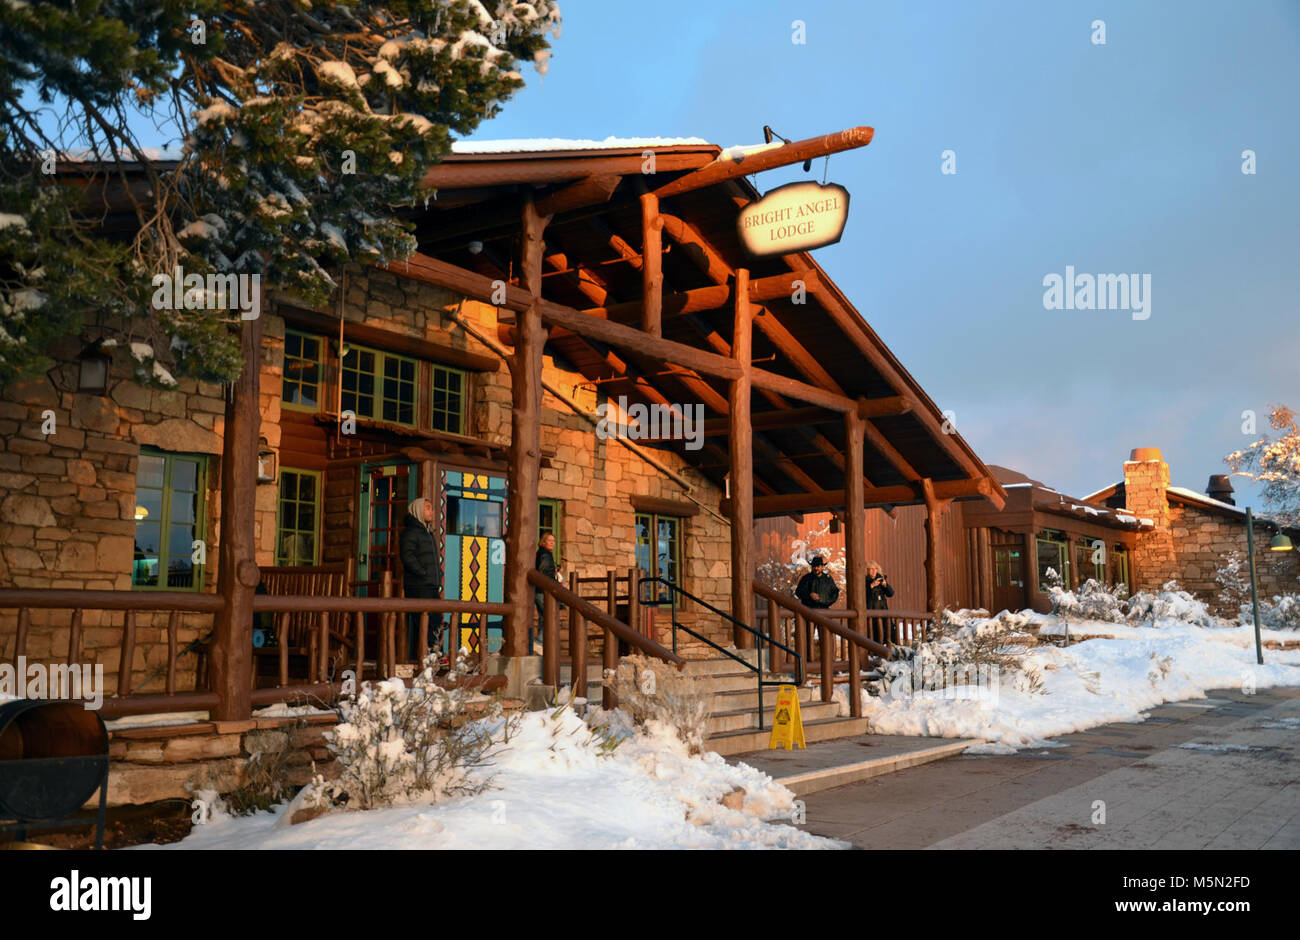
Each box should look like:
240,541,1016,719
1122,449,1298,614
2,264,739,691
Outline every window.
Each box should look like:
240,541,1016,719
1109,546,1130,592
276,469,320,566
994,548,1024,589
132,450,207,590
432,364,466,434
636,513,682,586
340,344,416,426
282,330,322,410
1074,538,1107,586
539,498,563,562
1036,534,1069,591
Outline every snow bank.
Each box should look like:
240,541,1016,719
154,707,840,850
860,614,1300,749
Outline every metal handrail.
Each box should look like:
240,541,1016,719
638,577,803,731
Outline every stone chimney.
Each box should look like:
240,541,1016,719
1124,447,1176,588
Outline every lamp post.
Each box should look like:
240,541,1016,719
1245,508,1296,665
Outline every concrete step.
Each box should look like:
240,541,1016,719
707,684,814,713
706,716,872,757
705,698,841,735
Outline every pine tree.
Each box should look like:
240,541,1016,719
0,0,561,386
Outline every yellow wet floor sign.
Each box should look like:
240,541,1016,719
768,684,806,750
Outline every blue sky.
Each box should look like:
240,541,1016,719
466,0,1300,506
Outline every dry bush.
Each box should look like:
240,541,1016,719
608,654,710,754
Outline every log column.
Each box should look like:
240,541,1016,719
640,192,663,337
843,410,867,716
729,268,755,645
921,477,942,614
211,313,262,720
503,195,551,657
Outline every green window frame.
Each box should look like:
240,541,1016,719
635,512,683,587
432,363,467,434
282,329,323,411
1036,533,1069,591
276,469,321,566
341,344,417,426
539,498,563,564
132,449,208,591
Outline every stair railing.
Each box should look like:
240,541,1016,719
752,581,893,719
529,569,683,710
638,577,802,731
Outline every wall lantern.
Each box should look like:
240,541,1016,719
257,439,278,484
77,341,112,395
1270,533,1295,552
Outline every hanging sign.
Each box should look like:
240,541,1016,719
768,684,807,750
738,181,850,257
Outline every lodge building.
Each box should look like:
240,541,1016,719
1,129,1018,799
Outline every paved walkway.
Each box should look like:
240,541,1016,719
730,734,977,796
798,687,1300,849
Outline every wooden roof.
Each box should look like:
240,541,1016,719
408,139,1004,516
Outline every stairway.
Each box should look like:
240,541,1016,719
558,647,871,757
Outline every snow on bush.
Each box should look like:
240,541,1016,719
866,609,1044,702
605,654,710,754
317,654,513,811
1215,551,1300,630
1047,577,1128,624
755,517,845,597
1125,580,1216,627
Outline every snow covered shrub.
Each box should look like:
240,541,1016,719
322,654,514,811
607,654,710,754
1213,553,1300,628
1253,594,1300,630
868,611,1042,699
1047,579,1128,624
1125,581,1216,627
215,724,302,816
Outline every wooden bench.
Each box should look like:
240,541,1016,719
252,559,356,687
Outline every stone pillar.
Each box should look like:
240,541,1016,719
1124,446,1176,590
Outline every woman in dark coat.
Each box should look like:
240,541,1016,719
399,497,441,662
866,560,895,644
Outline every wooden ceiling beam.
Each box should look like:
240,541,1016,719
728,477,995,516
650,126,874,200
534,174,621,217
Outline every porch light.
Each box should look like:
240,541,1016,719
257,439,278,484
77,341,111,395
134,506,149,521
1270,533,1294,552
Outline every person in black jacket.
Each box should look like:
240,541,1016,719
866,561,894,609
399,497,441,662
532,533,562,654
794,556,839,609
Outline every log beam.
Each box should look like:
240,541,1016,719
502,194,551,657
640,192,663,337
651,126,874,199
729,268,755,645
844,409,868,714
534,173,620,217
732,477,996,515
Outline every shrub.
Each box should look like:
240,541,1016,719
868,611,1042,698
1125,581,1216,627
321,653,513,811
607,654,710,754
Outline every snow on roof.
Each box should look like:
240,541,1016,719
1080,481,1121,502
450,136,712,155
1167,485,1247,516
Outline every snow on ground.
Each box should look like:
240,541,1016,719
855,615,1300,753
152,707,841,850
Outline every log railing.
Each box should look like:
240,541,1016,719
529,569,683,710
0,589,509,720
752,581,895,719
